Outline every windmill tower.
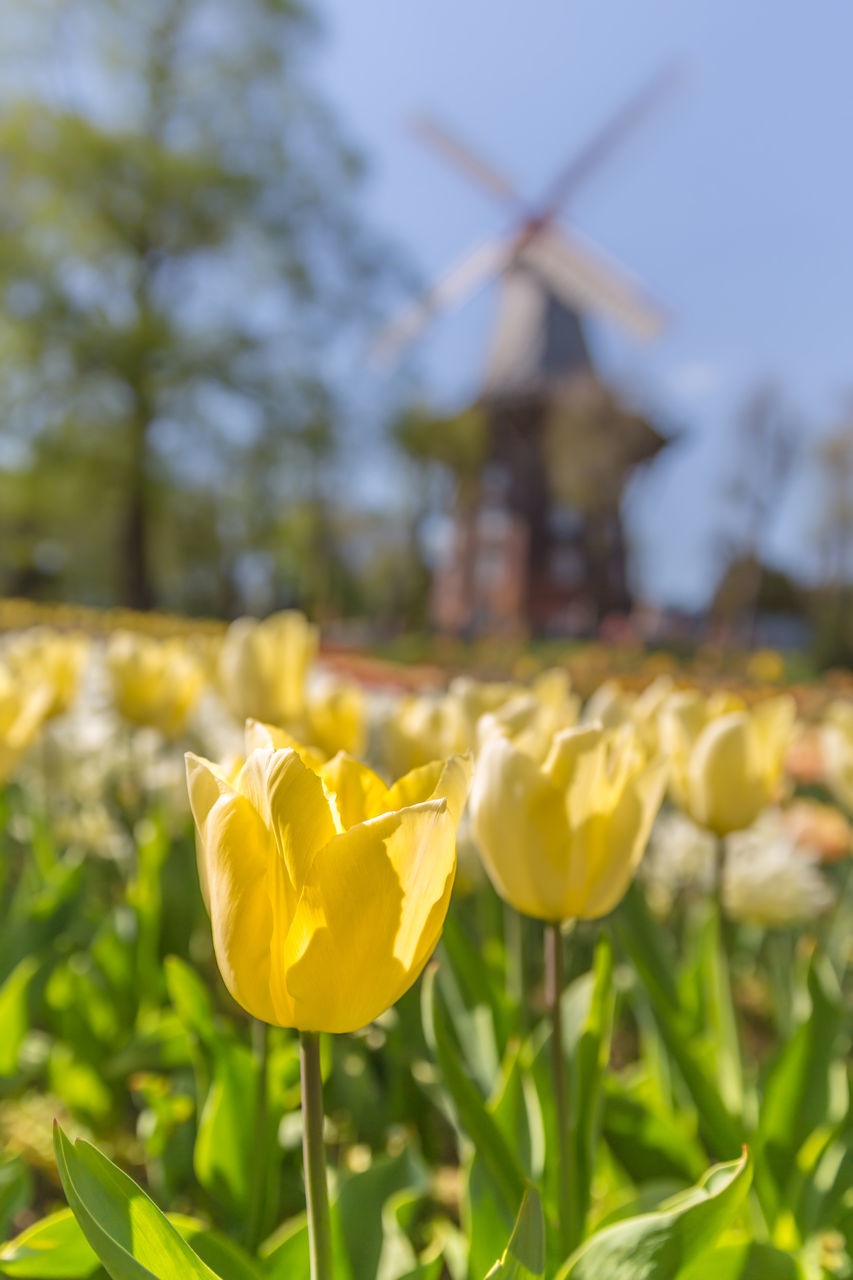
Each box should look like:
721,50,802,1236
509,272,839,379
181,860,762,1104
375,68,680,636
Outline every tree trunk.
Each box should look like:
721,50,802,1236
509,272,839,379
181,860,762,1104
122,410,154,610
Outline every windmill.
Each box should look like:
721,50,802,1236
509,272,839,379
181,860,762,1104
377,65,681,636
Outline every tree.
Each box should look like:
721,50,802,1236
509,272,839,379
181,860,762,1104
715,383,799,641
0,0,386,611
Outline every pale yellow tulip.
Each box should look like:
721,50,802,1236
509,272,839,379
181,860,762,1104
108,632,205,739
662,693,796,836
218,611,318,726
470,722,666,921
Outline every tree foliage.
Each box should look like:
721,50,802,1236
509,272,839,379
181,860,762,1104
0,0,387,612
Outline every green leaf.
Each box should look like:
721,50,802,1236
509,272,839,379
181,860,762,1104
757,951,845,1221
422,966,527,1220
259,1213,311,1280
164,957,220,1049
490,1046,545,1182
677,1241,803,1279
336,1148,428,1280
193,1040,256,1214
603,1083,705,1185
0,1207,99,1278
53,1123,221,1280
612,887,743,1160
177,1223,265,1280
0,956,37,1076
696,907,743,1115
441,909,509,1059
484,1184,546,1279
555,1148,752,1280
466,1152,519,1280
0,1156,33,1240
567,934,615,1250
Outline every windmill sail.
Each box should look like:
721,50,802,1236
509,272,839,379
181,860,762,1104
370,238,510,365
519,226,666,341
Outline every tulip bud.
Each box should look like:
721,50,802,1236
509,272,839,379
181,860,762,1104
682,697,796,837
218,611,318,727
470,722,666,922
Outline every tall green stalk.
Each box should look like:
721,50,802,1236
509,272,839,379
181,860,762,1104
300,1031,332,1280
545,921,572,1258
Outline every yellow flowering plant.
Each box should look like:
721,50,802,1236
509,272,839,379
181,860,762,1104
3,628,89,720
470,718,666,1254
471,722,666,922
186,730,470,1278
0,661,52,784
107,632,206,739
659,691,796,837
186,740,469,1032
218,610,318,726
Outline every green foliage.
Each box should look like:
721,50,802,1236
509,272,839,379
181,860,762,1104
555,1150,752,1280
0,0,388,613
484,1185,545,1280
53,1124,220,1280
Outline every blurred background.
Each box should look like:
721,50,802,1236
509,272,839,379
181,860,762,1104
0,0,851,667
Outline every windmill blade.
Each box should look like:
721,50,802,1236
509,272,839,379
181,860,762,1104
521,225,667,340
409,113,520,207
370,238,512,366
541,60,687,215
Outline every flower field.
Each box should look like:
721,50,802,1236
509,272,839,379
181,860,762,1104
1,606,852,1279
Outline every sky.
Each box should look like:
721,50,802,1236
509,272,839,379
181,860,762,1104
316,0,853,610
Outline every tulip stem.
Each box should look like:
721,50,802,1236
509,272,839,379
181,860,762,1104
300,1031,332,1280
545,921,573,1258
245,1019,270,1253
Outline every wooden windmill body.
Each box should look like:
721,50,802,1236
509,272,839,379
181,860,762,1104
375,70,678,635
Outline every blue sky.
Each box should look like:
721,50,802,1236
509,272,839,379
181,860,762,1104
317,0,852,609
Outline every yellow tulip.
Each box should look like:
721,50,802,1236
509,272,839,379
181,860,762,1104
582,679,633,729
242,717,327,771
303,674,366,759
664,694,796,836
3,628,88,719
658,689,747,811
107,632,205,739
448,675,526,733
186,744,470,1032
470,722,666,922
583,675,674,757
0,661,51,783
218,611,318,726
477,690,580,766
384,692,471,775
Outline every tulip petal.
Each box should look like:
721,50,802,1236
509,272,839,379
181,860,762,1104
384,754,471,826
470,735,571,921
574,758,668,918
244,720,328,771
318,753,389,829
185,753,281,1024
543,726,603,797
283,801,457,1032
238,748,339,905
